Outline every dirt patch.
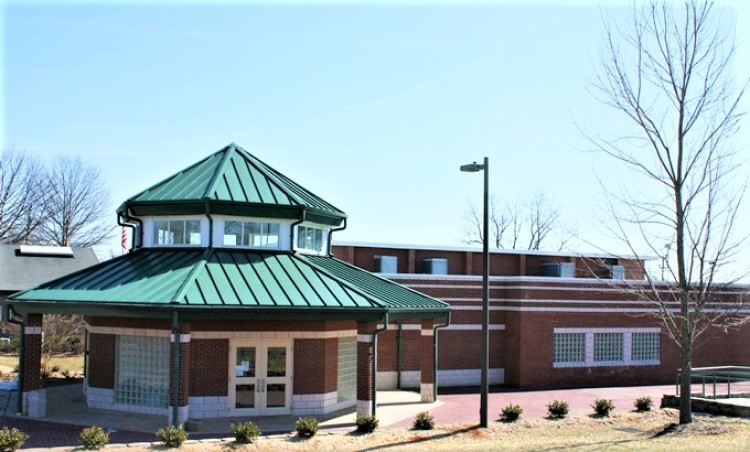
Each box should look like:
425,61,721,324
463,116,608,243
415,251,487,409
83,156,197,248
654,420,731,437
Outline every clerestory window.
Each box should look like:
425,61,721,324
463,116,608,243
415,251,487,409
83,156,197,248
223,221,280,248
153,219,201,246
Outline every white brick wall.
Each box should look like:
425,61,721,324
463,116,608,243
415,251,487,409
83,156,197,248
291,391,356,416
189,396,230,419
85,385,169,416
377,371,421,389
437,368,504,387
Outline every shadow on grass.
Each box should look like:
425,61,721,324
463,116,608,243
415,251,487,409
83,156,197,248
353,424,481,451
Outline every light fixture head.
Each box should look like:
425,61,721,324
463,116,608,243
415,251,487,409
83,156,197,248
460,162,485,172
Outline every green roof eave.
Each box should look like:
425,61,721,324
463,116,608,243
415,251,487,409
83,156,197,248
6,300,393,322
119,200,345,226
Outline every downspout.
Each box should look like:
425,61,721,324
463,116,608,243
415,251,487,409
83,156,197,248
5,306,24,414
116,215,138,252
171,310,181,426
432,312,451,402
204,201,213,248
327,217,347,255
290,210,306,252
396,321,403,389
371,312,389,417
121,207,143,249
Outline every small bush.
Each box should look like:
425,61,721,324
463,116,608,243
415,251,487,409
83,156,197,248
156,425,187,448
355,415,379,434
634,396,653,412
295,417,319,438
500,403,523,422
413,411,434,430
547,400,569,419
61,368,76,381
230,421,261,444
79,426,109,450
592,398,614,416
51,365,61,373
0,426,29,452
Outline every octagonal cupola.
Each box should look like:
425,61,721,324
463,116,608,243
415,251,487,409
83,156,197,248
117,143,346,256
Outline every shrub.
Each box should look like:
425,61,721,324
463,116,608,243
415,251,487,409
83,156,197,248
547,400,569,419
79,426,109,450
156,425,188,448
230,421,261,444
592,398,614,416
61,369,76,381
295,417,319,438
413,411,434,430
634,396,653,412
500,403,523,422
0,426,29,452
51,365,61,373
355,415,379,434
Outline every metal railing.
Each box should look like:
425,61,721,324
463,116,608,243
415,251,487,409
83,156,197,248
677,366,750,399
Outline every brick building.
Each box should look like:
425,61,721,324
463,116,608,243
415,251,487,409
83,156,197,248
331,242,750,390
7,144,449,423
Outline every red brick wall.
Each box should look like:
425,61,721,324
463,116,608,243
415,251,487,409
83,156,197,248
293,338,338,394
88,333,115,389
420,321,434,384
189,339,228,397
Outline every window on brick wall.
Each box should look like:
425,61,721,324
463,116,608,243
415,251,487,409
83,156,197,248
114,335,170,408
553,328,660,368
337,337,356,403
631,332,660,362
593,332,624,363
553,333,586,365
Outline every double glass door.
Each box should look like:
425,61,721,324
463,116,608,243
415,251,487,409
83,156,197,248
229,340,292,415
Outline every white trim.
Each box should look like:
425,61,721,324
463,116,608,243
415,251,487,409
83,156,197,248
193,330,358,339
85,324,170,337
386,324,421,331
357,334,373,343
86,324,357,340
554,327,660,334
171,333,192,343
449,305,510,311
444,324,505,331
25,326,42,335
420,329,434,336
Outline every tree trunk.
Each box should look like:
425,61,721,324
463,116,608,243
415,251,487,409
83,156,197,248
679,324,693,424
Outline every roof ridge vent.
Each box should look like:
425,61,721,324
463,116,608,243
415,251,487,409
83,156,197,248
18,245,74,257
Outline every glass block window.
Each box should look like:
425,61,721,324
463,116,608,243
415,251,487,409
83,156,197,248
154,219,201,246
223,221,280,247
593,332,624,362
297,226,324,252
632,332,660,361
337,337,356,403
114,335,170,408
553,333,585,364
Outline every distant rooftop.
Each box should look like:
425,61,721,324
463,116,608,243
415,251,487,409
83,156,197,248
332,240,645,261
0,245,99,293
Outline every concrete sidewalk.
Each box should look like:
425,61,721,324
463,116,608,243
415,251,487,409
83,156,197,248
0,384,676,449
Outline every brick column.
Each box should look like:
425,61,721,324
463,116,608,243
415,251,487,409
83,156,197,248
169,322,191,425
356,322,376,417
22,313,45,418
420,319,435,402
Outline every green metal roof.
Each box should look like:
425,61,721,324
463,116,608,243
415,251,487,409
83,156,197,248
8,249,448,320
118,144,346,225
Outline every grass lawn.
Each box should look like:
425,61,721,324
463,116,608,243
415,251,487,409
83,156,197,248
147,409,747,451
0,355,84,375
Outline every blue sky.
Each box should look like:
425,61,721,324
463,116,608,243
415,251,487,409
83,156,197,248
2,1,749,270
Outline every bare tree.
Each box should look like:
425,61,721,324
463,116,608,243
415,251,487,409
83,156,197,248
590,0,748,424
0,150,46,243
34,157,113,247
463,192,570,251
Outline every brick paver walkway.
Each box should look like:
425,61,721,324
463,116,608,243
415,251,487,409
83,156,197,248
1,385,676,449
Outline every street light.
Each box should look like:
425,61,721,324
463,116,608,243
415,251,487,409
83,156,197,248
460,157,490,428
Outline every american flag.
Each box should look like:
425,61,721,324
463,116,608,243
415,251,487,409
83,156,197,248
121,227,128,254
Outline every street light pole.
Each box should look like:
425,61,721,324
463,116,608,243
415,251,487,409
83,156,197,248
460,157,490,428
